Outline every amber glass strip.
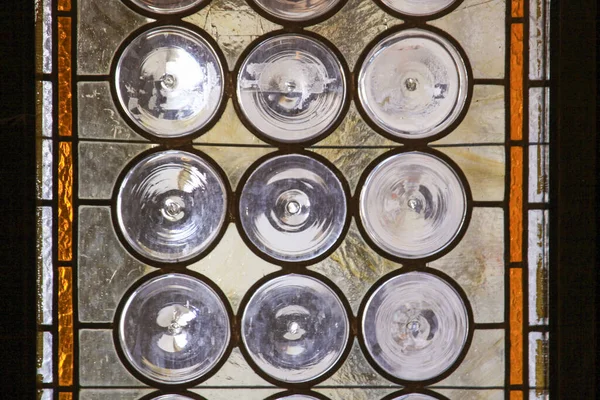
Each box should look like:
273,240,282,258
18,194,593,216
58,267,73,386
58,17,72,137
59,393,73,400
510,391,524,400
512,0,524,18
510,24,524,141
510,147,523,262
535,337,549,394
510,268,524,385
58,142,73,262
58,0,71,12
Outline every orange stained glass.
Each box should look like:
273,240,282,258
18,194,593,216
58,267,73,386
510,391,524,400
510,23,524,141
510,147,523,262
59,393,73,400
510,268,524,385
58,141,73,262
511,0,524,17
58,17,72,137
58,0,71,11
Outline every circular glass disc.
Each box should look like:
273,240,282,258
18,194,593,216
275,396,321,400
253,0,342,22
358,29,468,139
359,151,467,259
362,272,469,381
391,395,440,400
239,154,347,262
115,26,223,138
237,34,346,143
242,274,349,383
149,396,196,400
381,0,458,16
119,274,230,384
130,0,206,14
116,150,227,263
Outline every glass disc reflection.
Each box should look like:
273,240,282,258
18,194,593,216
242,274,349,383
362,272,469,381
130,0,206,14
239,154,347,262
116,150,227,263
381,0,458,16
359,151,467,259
358,29,468,139
253,0,342,22
237,34,346,143
119,274,230,384
115,26,223,138
391,395,440,400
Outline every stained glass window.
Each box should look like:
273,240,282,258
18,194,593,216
33,0,560,398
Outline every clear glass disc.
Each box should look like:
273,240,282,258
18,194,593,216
362,272,469,381
149,395,196,400
119,274,230,384
253,0,342,22
241,274,349,383
116,150,227,263
239,154,347,262
115,26,224,138
237,34,346,143
357,29,468,139
359,151,467,259
381,0,458,16
130,0,206,14
275,396,321,400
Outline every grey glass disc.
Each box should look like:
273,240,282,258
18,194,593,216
149,395,196,400
130,0,206,14
391,395,440,400
381,0,458,16
239,154,347,262
276,396,321,400
241,274,349,383
362,272,469,382
359,151,467,259
115,26,223,138
253,0,342,22
119,274,230,384
116,150,227,263
358,29,468,139
237,34,346,143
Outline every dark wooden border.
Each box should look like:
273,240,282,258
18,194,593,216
550,0,598,398
0,0,36,397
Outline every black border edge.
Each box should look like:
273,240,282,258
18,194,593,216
0,0,37,397
551,0,597,398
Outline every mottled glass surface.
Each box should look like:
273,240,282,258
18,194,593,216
528,210,549,326
37,332,53,383
36,206,53,325
529,0,551,80
36,139,52,200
